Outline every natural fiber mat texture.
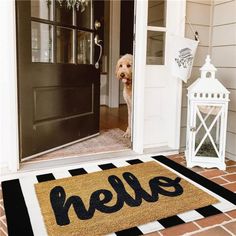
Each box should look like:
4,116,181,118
34,161,218,236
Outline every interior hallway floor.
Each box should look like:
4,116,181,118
100,105,128,131
23,105,129,164
1,153,236,236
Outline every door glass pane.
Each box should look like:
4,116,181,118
76,0,92,29
148,0,166,27
146,31,165,65
57,27,74,63
195,105,221,158
31,0,53,21
31,22,53,63
56,1,73,25
77,31,93,64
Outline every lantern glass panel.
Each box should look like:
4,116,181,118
194,105,221,158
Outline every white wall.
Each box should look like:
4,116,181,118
180,0,212,150
180,0,236,160
212,0,236,160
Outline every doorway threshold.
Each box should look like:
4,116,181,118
20,146,177,174
21,149,136,172
144,146,179,156
1,146,181,181
1,149,138,180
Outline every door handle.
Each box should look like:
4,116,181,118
94,34,103,69
94,20,101,30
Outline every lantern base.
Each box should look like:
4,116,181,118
186,161,226,170
185,151,226,170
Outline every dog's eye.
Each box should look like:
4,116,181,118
119,64,122,68
127,64,131,68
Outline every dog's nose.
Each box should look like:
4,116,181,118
120,73,125,78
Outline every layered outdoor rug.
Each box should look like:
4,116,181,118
2,156,236,236
27,129,130,163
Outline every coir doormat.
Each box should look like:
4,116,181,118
34,161,217,236
2,156,236,236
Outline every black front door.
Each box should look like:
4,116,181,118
16,0,100,159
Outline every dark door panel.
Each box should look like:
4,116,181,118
16,0,100,159
33,85,94,122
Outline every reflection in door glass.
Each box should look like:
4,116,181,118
146,31,165,65
31,0,53,21
56,1,73,25
76,0,92,29
57,27,74,63
77,31,93,64
148,0,166,27
31,22,53,63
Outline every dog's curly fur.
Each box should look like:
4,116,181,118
116,54,133,138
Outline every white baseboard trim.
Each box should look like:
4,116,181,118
144,146,179,156
0,163,10,176
100,95,109,106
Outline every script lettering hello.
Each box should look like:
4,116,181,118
50,172,183,226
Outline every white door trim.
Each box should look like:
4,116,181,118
166,0,186,150
108,0,120,108
132,0,148,154
0,0,19,172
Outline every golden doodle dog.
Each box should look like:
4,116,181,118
116,54,133,138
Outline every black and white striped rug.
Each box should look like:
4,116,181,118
2,155,236,236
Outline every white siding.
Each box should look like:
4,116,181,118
226,132,236,156
212,0,236,160
181,0,236,160
186,2,211,26
185,24,210,46
228,111,236,133
212,46,236,67
229,89,236,111
212,23,236,46
217,68,236,89
194,46,210,66
213,0,236,26
180,0,211,150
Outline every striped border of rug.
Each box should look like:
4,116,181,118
2,155,236,236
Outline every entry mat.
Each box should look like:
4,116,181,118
2,155,236,236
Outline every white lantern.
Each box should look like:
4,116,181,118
185,55,230,170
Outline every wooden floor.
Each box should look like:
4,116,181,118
100,105,128,131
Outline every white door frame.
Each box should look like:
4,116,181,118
108,0,120,108
132,0,148,154
0,0,186,172
0,0,19,171
133,0,186,153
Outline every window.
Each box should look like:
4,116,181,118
146,0,166,65
31,0,93,64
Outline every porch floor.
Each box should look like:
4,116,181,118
1,154,236,236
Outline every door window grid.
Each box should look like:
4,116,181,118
31,21,54,63
146,0,166,65
30,0,94,65
31,0,54,21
